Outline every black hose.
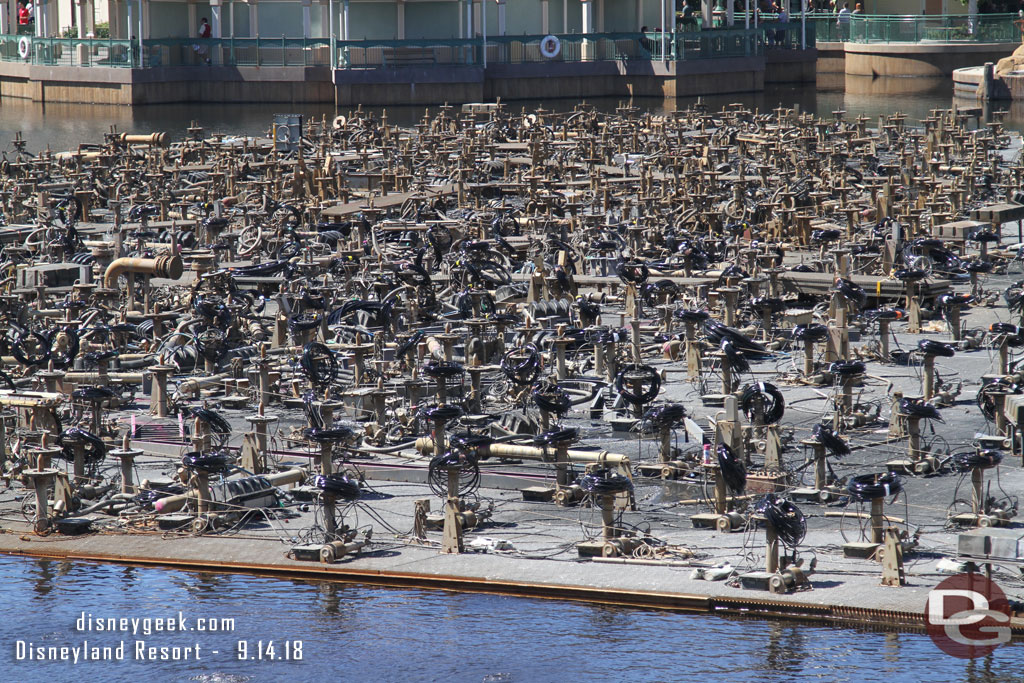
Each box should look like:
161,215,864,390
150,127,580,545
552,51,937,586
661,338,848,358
951,450,1004,473
420,404,464,423
675,309,710,324
534,428,579,447
977,378,1020,420
792,323,828,343
717,443,746,494
720,338,750,374
642,403,687,429
58,427,106,463
422,360,465,379
834,278,866,309
753,493,806,549
531,380,571,417
847,472,903,501
427,449,481,498
188,407,232,447
615,364,661,405
898,397,943,422
811,423,850,456
314,473,361,500
615,260,649,285
301,341,339,387
829,360,865,376
918,339,955,358
501,345,541,385
181,450,233,474
577,468,633,507
739,382,785,423
304,425,357,444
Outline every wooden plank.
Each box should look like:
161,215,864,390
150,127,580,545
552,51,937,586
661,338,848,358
320,184,457,218
971,203,1024,223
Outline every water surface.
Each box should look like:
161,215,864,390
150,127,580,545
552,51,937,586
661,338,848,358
0,555,1021,682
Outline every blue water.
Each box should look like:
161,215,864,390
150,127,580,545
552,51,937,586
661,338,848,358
0,555,1020,683
2,79,1022,682
0,79,960,155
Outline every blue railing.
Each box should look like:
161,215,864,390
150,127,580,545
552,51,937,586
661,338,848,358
806,12,1019,43
0,26,816,71
0,34,136,67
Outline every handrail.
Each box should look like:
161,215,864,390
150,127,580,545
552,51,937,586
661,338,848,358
0,27,815,70
801,12,1019,43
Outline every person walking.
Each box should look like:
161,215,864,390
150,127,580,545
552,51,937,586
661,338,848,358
195,17,212,65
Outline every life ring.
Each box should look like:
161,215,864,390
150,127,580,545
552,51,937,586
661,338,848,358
540,34,560,59
332,115,346,130
18,36,30,59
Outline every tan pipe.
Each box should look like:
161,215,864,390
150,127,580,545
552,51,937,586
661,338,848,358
175,372,233,398
154,467,306,513
63,372,146,383
120,132,169,148
104,254,184,288
414,438,630,469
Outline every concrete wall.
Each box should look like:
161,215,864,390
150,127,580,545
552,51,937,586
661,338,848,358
844,41,1016,77
817,39,1016,78
0,46,817,105
815,40,844,73
765,47,816,83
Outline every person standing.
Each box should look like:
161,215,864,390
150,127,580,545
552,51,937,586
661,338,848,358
837,1,851,40
776,4,789,47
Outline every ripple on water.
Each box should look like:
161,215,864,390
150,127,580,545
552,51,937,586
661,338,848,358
0,555,1020,682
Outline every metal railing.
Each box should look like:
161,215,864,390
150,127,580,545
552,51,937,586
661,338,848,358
0,34,135,67
809,12,1019,43
142,37,333,67
0,26,815,71
335,36,478,68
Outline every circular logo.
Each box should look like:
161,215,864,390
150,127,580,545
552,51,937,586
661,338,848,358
925,573,1012,659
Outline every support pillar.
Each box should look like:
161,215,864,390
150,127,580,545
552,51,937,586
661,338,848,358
302,0,311,37
497,0,505,34
396,0,404,39
210,0,222,37
249,0,258,36
765,523,779,573
870,497,884,545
